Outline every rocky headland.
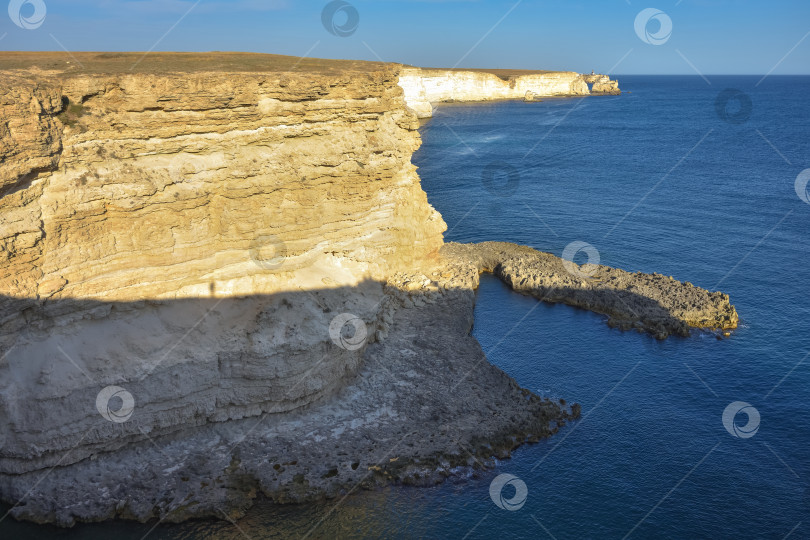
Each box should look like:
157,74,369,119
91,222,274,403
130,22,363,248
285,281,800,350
0,52,727,526
398,67,621,118
444,242,737,340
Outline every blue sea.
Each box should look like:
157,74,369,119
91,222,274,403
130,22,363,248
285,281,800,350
4,76,809,539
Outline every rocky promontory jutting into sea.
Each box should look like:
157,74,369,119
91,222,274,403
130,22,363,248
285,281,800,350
0,52,733,526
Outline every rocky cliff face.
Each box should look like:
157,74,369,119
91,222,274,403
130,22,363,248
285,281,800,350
398,68,618,118
583,73,621,95
0,55,580,527
0,59,449,475
1,67,444,306
0,53,727,528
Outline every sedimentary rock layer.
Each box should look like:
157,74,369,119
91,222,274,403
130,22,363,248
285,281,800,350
0,278,579,526
0,53,447,481
1,63,445,308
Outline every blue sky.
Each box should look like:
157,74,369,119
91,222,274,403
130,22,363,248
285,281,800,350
2,0,809,74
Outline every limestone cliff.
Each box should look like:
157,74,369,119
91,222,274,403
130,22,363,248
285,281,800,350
398,67,619,118
0,53,573,527
1,53,449,478
583,73,621,95
0,53,728,528
1,65,444,306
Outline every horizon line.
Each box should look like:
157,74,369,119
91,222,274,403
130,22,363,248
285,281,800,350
0,50,808,77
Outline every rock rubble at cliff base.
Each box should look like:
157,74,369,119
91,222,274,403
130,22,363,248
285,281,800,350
0,276,580,526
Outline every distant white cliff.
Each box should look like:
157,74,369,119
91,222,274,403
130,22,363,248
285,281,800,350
398,67,620,118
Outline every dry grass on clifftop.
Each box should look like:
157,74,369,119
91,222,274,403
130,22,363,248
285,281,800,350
0,51,388,75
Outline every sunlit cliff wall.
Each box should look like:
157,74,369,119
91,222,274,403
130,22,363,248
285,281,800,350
0,63,445,474
397,67,617,117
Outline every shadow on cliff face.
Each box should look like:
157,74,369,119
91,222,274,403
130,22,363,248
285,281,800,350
0,264,732,477
0,281,390,475
0,276,585,528
0,252,738,527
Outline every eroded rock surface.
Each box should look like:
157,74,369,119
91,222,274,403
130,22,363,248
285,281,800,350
0,271,578,526
583,73,621,95
444,242,738,339
0,54,455,523
0,66,444,309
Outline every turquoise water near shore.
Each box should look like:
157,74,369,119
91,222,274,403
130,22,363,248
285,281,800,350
4,76,809,539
